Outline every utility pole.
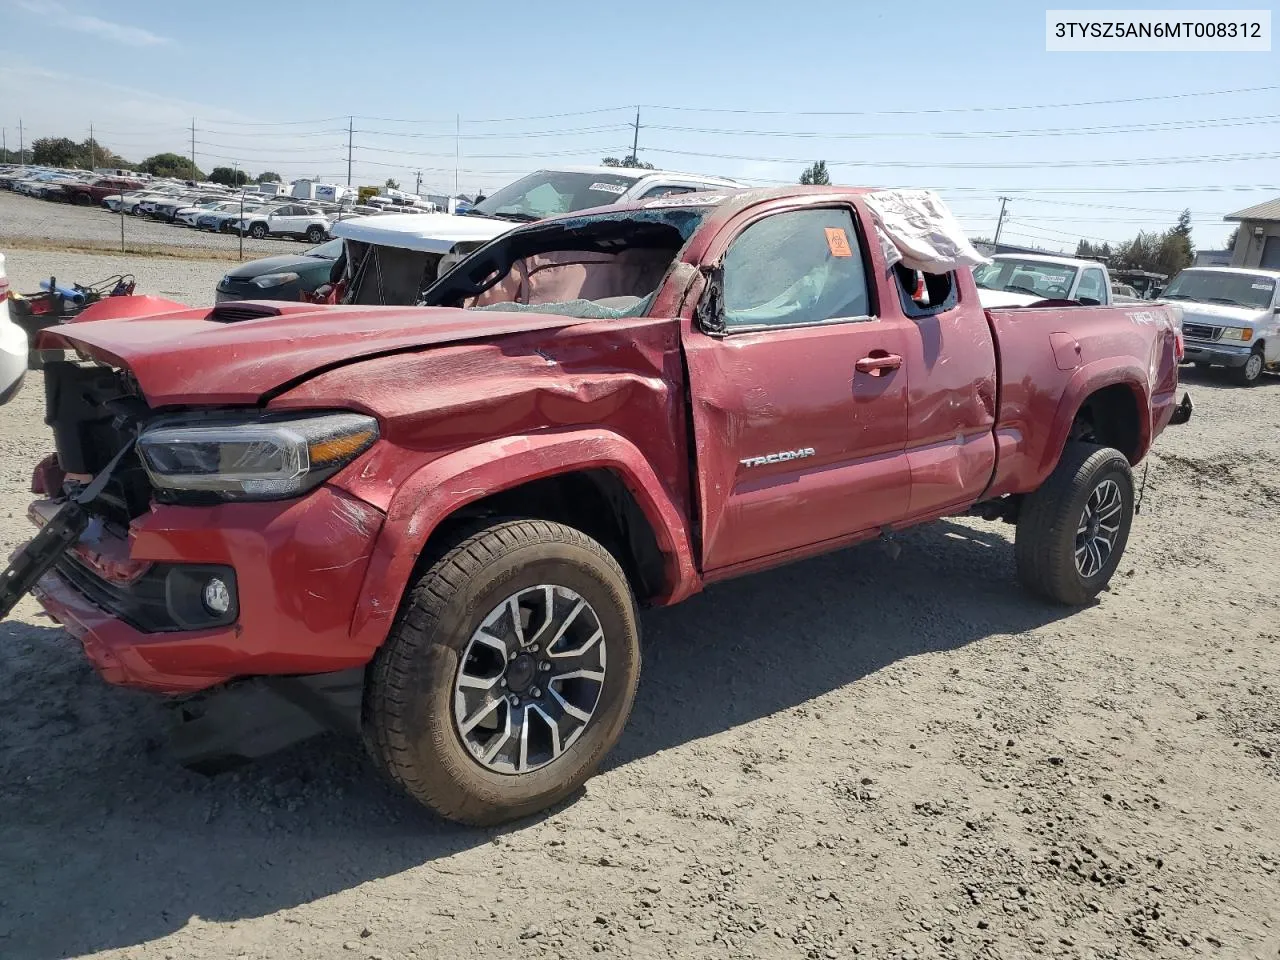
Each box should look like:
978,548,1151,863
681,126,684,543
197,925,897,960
89,121,95,170
18,117,24,166
346,116,353,186
630,107,640,163
2,129,6,164
190,117,196,182
415,169,422,195
454,114,460,198
992,196,1010,249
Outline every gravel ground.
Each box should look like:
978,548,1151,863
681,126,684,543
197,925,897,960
0,288,1277,957
5,248,229,308
0,189,314,259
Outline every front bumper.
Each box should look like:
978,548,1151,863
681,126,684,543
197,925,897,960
29,485,386,694
1183,340,1253,367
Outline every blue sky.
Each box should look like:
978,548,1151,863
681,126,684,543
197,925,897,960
3,0,1276,250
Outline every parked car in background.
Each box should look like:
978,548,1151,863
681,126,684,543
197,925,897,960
1163,266,1280,384
197,202,273,232
62,176,145,207
973,254,1113,307
151,194,226,222
230,204,330,242
214,238,342,302
174,200,228,227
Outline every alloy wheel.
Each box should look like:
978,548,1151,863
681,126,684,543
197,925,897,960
1075,478,1123,578
453,584,607,775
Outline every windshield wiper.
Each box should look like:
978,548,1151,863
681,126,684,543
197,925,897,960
482,211,539,223
1160,293,1192,300
1207,296,1251,308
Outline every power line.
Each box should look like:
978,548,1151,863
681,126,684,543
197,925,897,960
644,113,1280,141
638,82,1280,117
643,145,1280,169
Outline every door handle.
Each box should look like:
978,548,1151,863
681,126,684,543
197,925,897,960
855,353,903,375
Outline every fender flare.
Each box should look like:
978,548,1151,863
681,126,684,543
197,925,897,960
1037,359,1152,480
347,429,701,651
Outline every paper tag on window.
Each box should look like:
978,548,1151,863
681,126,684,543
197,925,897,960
825,227,853,258
588,182,627,195
1252,282,1272,290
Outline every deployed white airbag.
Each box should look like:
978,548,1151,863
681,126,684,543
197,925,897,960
863,189,990,274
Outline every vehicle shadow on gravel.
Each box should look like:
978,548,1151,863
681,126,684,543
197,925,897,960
0,520,1073,960
614,518,1075,766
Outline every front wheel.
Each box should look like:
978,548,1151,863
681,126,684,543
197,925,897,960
1015,442,1134,605
1231,346,1265,386
305,225,326,243
249,223,268,240
363,519,640,825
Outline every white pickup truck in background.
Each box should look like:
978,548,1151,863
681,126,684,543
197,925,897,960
973,253,1113,308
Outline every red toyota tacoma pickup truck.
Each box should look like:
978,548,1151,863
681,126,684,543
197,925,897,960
1,187,1191,825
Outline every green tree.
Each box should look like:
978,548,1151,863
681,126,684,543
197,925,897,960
256,171,282,183
80,138,132,170
1225,226,1239,252
31,137,81,167
208,166,249,187
601,155,655,169
799,161,830,185
140,152,202,179
385,177,400,190
1172,208,1192,241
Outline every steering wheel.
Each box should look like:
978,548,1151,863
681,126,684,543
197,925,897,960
1044,284,1068,298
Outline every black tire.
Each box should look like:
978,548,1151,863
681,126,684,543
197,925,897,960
1231,345,1265,386
72,192,92,206
305,225,326,244
1015,442,1134,605
249,223,268,240
363,519,640,825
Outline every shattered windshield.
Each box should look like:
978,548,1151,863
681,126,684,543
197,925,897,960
470,171,641,221
1161,269,1276,310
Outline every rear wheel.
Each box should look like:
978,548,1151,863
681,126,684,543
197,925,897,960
1015,442,1134,605
305,225,326,244
1231,345,1265,386
249,223,268,240
363,519,640,825
72,192,92,206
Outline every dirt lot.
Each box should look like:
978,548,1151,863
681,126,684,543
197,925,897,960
0,244,1277,959
0,190,313,259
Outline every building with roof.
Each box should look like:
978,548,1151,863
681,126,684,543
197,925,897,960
1224,198,1280,270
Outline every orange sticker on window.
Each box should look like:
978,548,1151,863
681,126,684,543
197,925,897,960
825,227,852,257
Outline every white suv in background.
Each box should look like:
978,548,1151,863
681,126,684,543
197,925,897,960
231,204,331,243
0,253,27,404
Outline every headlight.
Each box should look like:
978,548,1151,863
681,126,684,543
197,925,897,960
1220,326,1253,342
138,412,378,501
251,272,300,289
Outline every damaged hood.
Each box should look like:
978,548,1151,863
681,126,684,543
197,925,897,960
41,302,602,406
